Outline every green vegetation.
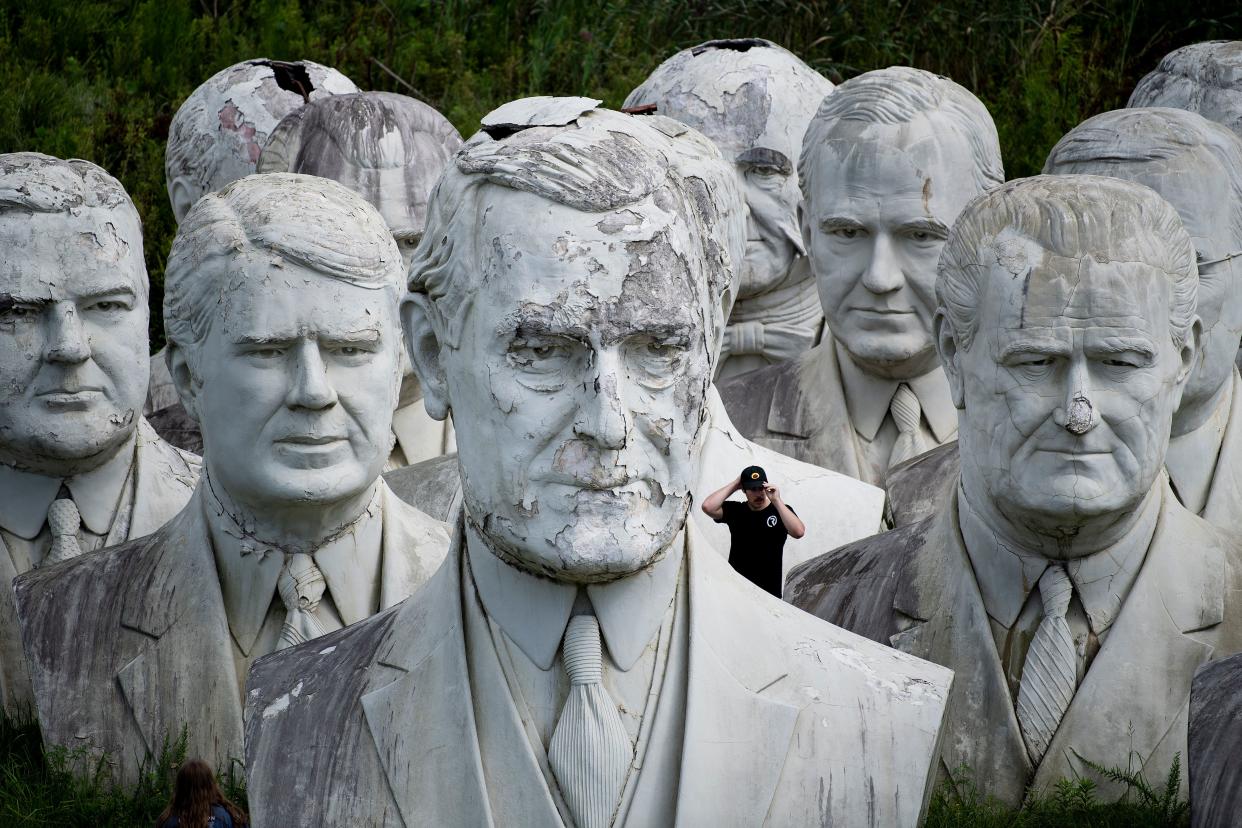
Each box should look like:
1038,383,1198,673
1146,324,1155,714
2,0,1239,346
0,716,245,826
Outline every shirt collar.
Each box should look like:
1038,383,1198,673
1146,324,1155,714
465,520,683,672
833,339,957,442
204,475,385,655
0,433,137,538
958,483,1159,635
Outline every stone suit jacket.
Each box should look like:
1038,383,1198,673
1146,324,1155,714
1188,653,1242,827
243,518,953,827
384,387,886,583
0,418,199,716
785,481,1242,807
886,368,1242,530
14,481,449,787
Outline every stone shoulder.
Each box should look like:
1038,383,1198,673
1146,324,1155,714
715,357,792,437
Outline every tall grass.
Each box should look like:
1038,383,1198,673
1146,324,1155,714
1,0,1240,346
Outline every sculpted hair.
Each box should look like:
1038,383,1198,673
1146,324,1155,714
1044,107,1242,251
408,105,744,352
937,175,1198,351
1129,42,1242,121
799,66,1004,198
164,172,404,362
258,91,463,175
0,151,147,297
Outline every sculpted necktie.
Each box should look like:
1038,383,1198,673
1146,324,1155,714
548,615,633,828
45,493,84,565
277,553,328,649
888,383,928,470
1016,564,1077,765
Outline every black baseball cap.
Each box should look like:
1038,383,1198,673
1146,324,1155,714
740,465,768,490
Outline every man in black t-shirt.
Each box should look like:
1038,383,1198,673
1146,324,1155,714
701,465,806,597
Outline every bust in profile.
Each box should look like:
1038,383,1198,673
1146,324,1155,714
626,39,833,378
787,175,1242,805
0,152,199,714
242,99,950,828
718,66,1003,487
16,173,449,785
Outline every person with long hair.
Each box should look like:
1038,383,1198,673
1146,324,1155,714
155,759,248,828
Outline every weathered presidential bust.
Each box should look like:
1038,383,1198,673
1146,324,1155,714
0,152,199,714
625,39,834,378
1130,42,1242,138
787,175,1242,805
15,173,449,785
243,99,950,828
145,59,359,416
1045,107,1242,530
718,66,1003,487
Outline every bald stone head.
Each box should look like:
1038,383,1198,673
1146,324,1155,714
165,59,357,225
625,39,833,299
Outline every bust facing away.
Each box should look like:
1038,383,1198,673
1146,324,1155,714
1130,41,1242,138
242,99,951,828
717,66,1003,486
625,38,835,377
0,152,199,713
788,175,1242,805
14,173,449,786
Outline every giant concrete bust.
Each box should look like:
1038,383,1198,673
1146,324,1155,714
788,175,1242,804
625,38,832,378
1130,42,1242,138
15,173,449,785
718,66,1003,487
0,152,199,714
243,99,950,827
1045,107,1242,531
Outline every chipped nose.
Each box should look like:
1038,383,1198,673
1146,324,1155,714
1063,394,1095,435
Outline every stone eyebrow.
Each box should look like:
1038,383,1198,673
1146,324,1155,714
818,216,866,232
502,313,592,341
1086,336,1156,358
999,339,1071,360
0,293,52,310
899,217,950,238
736,147,792,175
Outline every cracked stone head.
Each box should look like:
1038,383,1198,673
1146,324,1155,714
164,173,405,511
0,152,149,475
258,91,463,271
1129,41,1242,139
800,67,1003,380
937,175,1199,531
165,59,358,225
625,39,833,300
1045,107,1242,423
406,102,738,582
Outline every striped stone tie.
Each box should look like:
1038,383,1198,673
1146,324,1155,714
888,383,928,470
1016,564,1077,765
277,553,328,650
548,615,633,828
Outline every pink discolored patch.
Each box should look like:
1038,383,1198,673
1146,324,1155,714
218,101,263,163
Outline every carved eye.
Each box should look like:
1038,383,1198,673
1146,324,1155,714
89,300,125,312
0,304,39,322
831,227,862,240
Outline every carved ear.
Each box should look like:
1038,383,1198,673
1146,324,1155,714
797,200,812,260
1173,315,1203,407
166,343,201,424
400,293,451,421
169,177,196,225
934,311,966,409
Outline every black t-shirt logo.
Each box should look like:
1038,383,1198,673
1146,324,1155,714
766,515,778,528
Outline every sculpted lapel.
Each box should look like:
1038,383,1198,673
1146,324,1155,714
888,498,1031,804
761,344,863,479
360,531,492,827
116,494,241,763
676,529,800,826
376,483,450,610
1032,486,1222,797
1200,370,1242,535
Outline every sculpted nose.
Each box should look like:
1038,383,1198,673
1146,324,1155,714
286,341,338,411
1052,360,1099,435
860,234,904,295
44,303,91,364
573,361,628,451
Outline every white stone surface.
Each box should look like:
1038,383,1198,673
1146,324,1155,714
243,100,950,827
164,59,357,224
1044,107,1242,530
1130,41,1242,138
0,152,199,715
626,39,833,378
15,173,449,785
